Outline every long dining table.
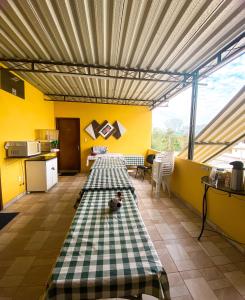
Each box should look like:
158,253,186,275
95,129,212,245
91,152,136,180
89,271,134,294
46,156,170,299
46,189,170,299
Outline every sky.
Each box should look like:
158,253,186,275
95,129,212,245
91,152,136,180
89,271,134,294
152,54,245,133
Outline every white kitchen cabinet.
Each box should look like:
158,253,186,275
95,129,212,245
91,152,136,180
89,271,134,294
25,156,58,192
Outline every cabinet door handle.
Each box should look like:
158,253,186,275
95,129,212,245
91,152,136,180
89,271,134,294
51,167,55,170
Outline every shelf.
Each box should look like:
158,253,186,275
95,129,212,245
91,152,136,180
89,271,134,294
201,176,245,196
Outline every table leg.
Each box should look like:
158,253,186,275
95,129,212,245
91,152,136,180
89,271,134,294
198,184,209,240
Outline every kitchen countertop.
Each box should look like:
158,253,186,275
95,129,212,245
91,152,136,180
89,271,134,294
25,155,57,161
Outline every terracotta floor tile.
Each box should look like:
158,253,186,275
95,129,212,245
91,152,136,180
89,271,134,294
183,244,202,253
166,244,190,261
32,257,56,267
40,214,60,228
221,247,245,263
180,270,202,280
200,267,225,281
208,278,231,290
0,174,244,299
210,255,232,266
175,259,197,272
224,271,245,296
181,222,201,233
13,286,44,300
146,225,162,241
214,286,244,300
0,265,12,281
0,287,18,298
168,272,185,286
147,209,164,220
24,231,50,250
218,263,239,273
0,233,18,245
170,285,190,298
155,223,172,234
153,240,166,250
158,253,178,273
236,262,245,273
171,296,193,300
142,294,157,300
184,277,219,300
199,241,223,257
190,250,214,268
0,275,23,288
21,265,52,287
204,236,233,250
5,256,35,275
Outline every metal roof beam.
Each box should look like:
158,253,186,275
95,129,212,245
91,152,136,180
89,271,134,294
203,134,245,163
187,71,198,160
195,142,230,145
0,58,190,83
0,67,185,83
45,94,154,107
151,32,245,109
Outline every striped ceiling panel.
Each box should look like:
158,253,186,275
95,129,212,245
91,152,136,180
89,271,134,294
0,0,244,106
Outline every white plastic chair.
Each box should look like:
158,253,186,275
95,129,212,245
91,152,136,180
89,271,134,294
151,152,175,198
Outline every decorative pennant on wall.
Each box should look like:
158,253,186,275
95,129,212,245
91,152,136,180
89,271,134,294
85,120,100,140
85,120,126,140
112,121,126,139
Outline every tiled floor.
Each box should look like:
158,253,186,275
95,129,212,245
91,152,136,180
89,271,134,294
0,173,244,300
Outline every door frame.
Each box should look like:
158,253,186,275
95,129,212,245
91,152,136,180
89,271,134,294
56,117,81,173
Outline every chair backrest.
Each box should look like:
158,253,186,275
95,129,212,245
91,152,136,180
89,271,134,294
146,154,155,164
156,152,174,176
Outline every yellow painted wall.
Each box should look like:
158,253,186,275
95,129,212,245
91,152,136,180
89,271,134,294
54,102,152,171
0,77,54,206
171,157,245,243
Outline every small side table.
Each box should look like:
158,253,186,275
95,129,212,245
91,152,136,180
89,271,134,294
198,176,245,240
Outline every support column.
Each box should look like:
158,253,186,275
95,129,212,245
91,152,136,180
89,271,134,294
188,71,199,160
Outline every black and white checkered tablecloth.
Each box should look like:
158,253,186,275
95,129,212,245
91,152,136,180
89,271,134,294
124,155,144,166
91,157,127,170
46,189,170,300
81,168,136,198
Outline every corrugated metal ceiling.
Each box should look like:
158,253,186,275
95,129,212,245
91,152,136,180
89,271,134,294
0,0,245,106
178,87,245,163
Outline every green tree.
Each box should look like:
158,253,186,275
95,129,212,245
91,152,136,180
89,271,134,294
152,127,188,152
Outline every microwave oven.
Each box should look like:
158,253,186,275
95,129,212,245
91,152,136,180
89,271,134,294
5,141,41,157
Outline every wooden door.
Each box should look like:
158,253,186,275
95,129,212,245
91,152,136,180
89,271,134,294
56,118,81,173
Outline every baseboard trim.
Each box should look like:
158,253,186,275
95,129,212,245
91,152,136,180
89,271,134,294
3,192,26,210
171,191,245,254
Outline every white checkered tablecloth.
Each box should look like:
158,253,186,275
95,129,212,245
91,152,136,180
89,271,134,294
124,155,144,166
91,157,127,170
45,190,170,300
81,168,136,198
87,154,124,167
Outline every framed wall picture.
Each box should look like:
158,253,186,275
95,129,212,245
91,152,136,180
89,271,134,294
99,122,114,138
